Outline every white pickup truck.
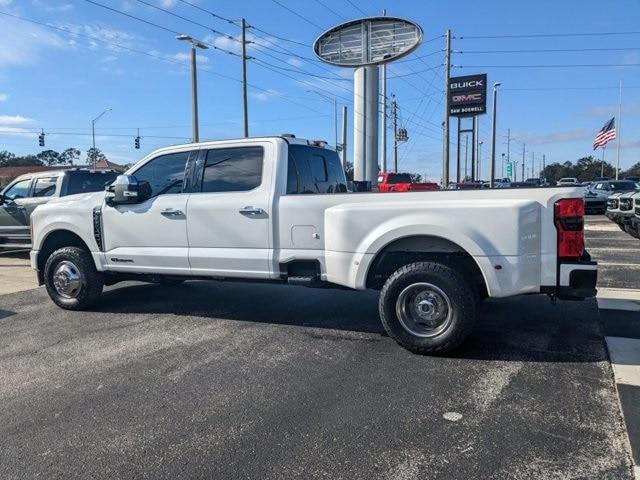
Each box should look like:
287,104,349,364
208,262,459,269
30,136,597,354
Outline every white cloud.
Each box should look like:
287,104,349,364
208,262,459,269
0,93,7,102
159,0,178,7
249,88,281,101
204,32,277,56
287,57,303,67
582,101,640,118
169,52,209,64
0,115,33,126
0,16,66,67
0,115,35,138
32,0,73,12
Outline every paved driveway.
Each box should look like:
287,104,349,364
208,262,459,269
0,278,632,479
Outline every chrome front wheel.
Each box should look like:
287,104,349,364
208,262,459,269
52,260,84,298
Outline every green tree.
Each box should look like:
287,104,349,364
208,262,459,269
622,162,640,178
36,150,61,166
86,147,107,165
60,147,81,165
410,173,423,183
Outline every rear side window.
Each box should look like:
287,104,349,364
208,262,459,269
201,146,263,193
388,173,412,184
65,172,118,195
134,152,190,197
33,177,58,197
287,145,347,194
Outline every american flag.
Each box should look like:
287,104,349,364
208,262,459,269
592,117,616,150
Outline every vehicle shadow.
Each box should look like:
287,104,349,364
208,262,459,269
91,281,607,363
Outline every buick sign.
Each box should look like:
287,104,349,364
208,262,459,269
448,74,487,117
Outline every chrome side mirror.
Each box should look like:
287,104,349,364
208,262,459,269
106,174,151,205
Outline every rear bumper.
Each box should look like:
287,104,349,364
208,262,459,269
542,252,597,300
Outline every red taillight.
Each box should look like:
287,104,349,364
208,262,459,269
554,198,585,259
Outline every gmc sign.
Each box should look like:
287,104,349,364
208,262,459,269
448,73,487,117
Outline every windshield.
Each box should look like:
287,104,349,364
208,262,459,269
609,181,637,191
387,174,412,183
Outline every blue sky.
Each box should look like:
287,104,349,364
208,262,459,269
0,0,639,180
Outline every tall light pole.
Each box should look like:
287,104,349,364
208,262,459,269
489,82,501,187
478,140,483,180
91,107,111,169
176,34,208,143
307,90,337,148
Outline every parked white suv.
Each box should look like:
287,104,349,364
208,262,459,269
30,136,597,354
557,178,579,186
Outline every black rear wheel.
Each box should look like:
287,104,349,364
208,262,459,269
379,261,479,355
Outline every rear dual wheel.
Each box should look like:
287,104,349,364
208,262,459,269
379,261,479,355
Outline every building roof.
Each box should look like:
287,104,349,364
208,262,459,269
93,159,126,172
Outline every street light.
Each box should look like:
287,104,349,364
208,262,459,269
91,107,111,169
307,90,338,149
489,82,501,188
176,34,209,143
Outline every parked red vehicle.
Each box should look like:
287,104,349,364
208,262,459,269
377,173,439,192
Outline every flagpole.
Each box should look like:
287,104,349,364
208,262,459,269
601,146,606,178
616,80,622,180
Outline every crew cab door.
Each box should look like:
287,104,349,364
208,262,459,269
186,143,273,278
0,177,32,245
100,149,196,275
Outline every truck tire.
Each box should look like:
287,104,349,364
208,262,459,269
379,261,479,355
44,246,104,310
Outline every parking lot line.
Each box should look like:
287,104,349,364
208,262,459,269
598,289,640,312
606,337,640,387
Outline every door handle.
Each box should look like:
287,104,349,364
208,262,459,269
161,209,184,217
239,206,265,216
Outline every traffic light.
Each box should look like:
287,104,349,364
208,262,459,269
506,162,513,177
134,136,140,149
396,128,408,142
38,130,45,147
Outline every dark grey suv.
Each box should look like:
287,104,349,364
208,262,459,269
0,169,118,248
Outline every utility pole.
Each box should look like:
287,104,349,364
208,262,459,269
505,128,511,178
490,82,501,187
442,29,451,188
241,18,249,138
616,80,622,180
530,151,534,179
341,105,347,169
521,143,525,182
392,95,398,173
381,9,387,173
542,154,546,178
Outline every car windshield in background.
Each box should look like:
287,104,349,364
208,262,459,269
388,174,412,183
609,181,637,191
66,172,119,195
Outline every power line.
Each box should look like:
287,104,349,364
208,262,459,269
388,64,444,78
271,0,323,30
176,0,239,25
133,0,239,42
345,0,367,16
455,63,640,68
458,47,640,54
251,58,350,81
0,10,323,116
247,25,310,47
458,30,640,40
83,0,242,57
312,0,347,21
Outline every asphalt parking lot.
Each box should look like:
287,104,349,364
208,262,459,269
0,216,637,479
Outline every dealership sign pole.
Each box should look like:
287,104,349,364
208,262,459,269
448,73,488,184
314,17,422,188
